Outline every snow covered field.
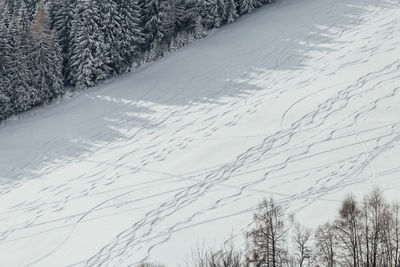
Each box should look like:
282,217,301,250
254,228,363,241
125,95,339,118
1,0,400,265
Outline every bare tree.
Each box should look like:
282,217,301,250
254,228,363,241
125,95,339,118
315,222,336,267
334,194,362,267
392,202,400,267
185,244,209,267
381,201,400,267
206,247,242,267
246,198,290,267
186,244,243,267
292,222,312,267
361,188,389,266
381,204,395,266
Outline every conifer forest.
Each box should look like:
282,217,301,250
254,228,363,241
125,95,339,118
0,0,273,120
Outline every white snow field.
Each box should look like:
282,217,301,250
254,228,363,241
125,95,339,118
1,0,400,265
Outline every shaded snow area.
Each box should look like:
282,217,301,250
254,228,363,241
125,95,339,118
1,0,400,265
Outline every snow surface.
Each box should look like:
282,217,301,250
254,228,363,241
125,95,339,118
1,0,400,265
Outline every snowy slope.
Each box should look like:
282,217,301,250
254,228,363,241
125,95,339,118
1,0,400,265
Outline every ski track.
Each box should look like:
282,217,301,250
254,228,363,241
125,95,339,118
1,0,400,265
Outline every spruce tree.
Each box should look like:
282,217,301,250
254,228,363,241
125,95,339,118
142,0,173,58
4,0,20,18
0,16,11,119
117,0,145,68
159,0,176,44
0,7,9,83
199,0,220,30
23,0,38,19
0,0,5,19
99,0,124,75
182,0,201,32
68,0,109,88
50,0,76,83
142,0,177,49
239,0,257,14
174,0,186,32
216,0,227,24
225,0,239,23
29,4,63,104
6,3,34,114
142,0,162,47
194,12,207,39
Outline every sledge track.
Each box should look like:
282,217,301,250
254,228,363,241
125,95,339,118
1,0,400,265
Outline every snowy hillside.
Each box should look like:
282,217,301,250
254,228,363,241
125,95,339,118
1,0,400,265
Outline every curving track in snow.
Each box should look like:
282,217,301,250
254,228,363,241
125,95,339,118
1,0,400,265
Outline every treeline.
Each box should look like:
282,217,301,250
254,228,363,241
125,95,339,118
0,0,274,121
143,188,400,266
